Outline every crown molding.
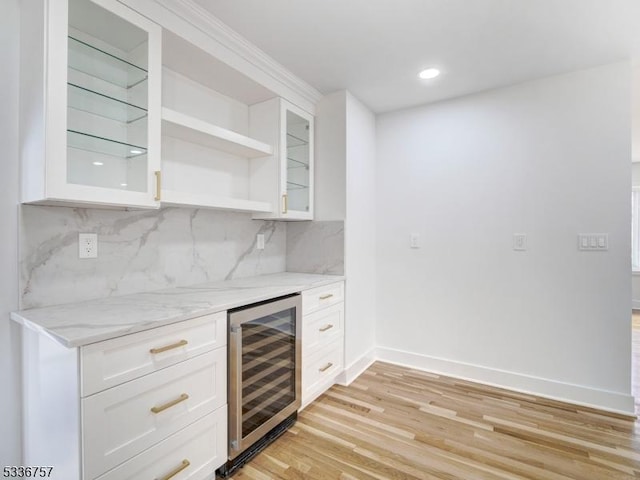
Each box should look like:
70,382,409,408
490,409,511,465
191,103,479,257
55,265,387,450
153,0,323,109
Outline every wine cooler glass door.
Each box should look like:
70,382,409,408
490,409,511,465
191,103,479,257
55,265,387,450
229,295,301,459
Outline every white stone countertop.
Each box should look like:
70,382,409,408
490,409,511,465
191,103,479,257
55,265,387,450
11,272,345,348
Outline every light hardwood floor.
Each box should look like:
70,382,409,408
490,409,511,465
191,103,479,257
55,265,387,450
230,321,640,480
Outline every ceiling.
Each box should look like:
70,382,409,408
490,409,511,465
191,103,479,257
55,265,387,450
193,0,640,113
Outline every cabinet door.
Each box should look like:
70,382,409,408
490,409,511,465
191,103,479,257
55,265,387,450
248,97,314,220
27,0,161,208
281,100,314,219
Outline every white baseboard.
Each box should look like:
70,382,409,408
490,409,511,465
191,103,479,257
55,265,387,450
336,349,376,386
375,347,636,416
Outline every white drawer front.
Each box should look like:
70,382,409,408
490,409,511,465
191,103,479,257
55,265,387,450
302,281,344,315
95,407,227,480
81,312,226,396
82,349,226,479
302,303,344,355
302,343,344,406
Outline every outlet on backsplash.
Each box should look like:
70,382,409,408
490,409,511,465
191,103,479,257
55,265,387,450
78,233,98,259
256,234,265,250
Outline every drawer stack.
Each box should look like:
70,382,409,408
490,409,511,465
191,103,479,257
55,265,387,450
80,313,227,480
301,281,345,408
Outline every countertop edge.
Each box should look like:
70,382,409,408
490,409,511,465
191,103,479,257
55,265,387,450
12,273,345,348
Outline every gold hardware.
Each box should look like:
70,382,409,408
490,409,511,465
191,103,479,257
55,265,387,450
150,393,189,414
282,193,288,214
154,170,162,201
155,459,190,480
319,324,334,332
319,294,333,300
149,339,188,355
319,362,333,373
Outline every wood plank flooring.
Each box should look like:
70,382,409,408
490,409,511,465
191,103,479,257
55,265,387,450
229,321,640,480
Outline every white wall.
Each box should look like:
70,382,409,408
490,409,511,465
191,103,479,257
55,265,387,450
0,0,22,464
314,91,347,221
344,92,377,377
631,69,640,308
375,63,633,413
633,66,640,163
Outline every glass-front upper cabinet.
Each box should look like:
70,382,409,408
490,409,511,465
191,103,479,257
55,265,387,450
284,108,313,217
20,0,161,208
249,98,314,220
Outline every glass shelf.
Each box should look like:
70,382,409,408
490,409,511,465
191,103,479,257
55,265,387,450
287,181,308,190
286,133,308,147
68,36,148,89
68,83,147,123
287,157,309,169
67,130,147,159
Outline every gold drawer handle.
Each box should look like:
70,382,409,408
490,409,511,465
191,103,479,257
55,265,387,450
151,393,189,414
156,459,190,480
319,324,334,332
154,170,162,202
150,339,188,354
319,294,333,300
319,362,333,373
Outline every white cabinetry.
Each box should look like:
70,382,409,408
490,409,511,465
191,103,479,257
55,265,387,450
250,98,315,220
20,0,162,208
22,312,227,480
301,281,344,408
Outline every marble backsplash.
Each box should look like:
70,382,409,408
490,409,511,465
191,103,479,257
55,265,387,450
20,205,286,309
286,221,344,275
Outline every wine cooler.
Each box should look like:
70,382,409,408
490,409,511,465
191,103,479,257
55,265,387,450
219,294,301,476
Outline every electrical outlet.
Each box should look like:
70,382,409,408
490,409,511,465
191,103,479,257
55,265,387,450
79,233,98,259
410,233,420,249
256,234,265,250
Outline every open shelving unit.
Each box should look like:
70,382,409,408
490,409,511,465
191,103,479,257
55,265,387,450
159,30,280,214
161,108,272,158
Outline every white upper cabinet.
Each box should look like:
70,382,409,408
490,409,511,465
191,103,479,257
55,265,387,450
20,0,161,208
250,98,315,220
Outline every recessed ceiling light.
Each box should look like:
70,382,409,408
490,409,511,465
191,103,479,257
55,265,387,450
92,161,104,166
418,68,441,80
120,183,128,187
130,149,143,155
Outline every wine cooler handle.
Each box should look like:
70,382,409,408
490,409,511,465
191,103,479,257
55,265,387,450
229,324,243,455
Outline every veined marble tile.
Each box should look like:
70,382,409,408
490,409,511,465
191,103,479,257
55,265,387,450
286,221,344,275
20,205,286,309
12,272,345,347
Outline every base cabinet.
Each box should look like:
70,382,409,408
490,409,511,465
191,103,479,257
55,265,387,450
301,281,345,409
22,312,227,480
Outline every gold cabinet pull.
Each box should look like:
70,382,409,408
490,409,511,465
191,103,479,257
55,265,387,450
319,362,333,373
319,294,333,300
282,193,288,214
319,324,334,332
149,339,188,354
150,393,189,414
155,459,190,480
154,170,162,201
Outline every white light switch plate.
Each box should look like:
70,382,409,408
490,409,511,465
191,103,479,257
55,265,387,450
513,233,527,251
578,233,608,251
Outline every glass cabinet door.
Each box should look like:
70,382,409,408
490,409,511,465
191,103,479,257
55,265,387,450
50,0,161,207
67,0,151,194
282,103,314,219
